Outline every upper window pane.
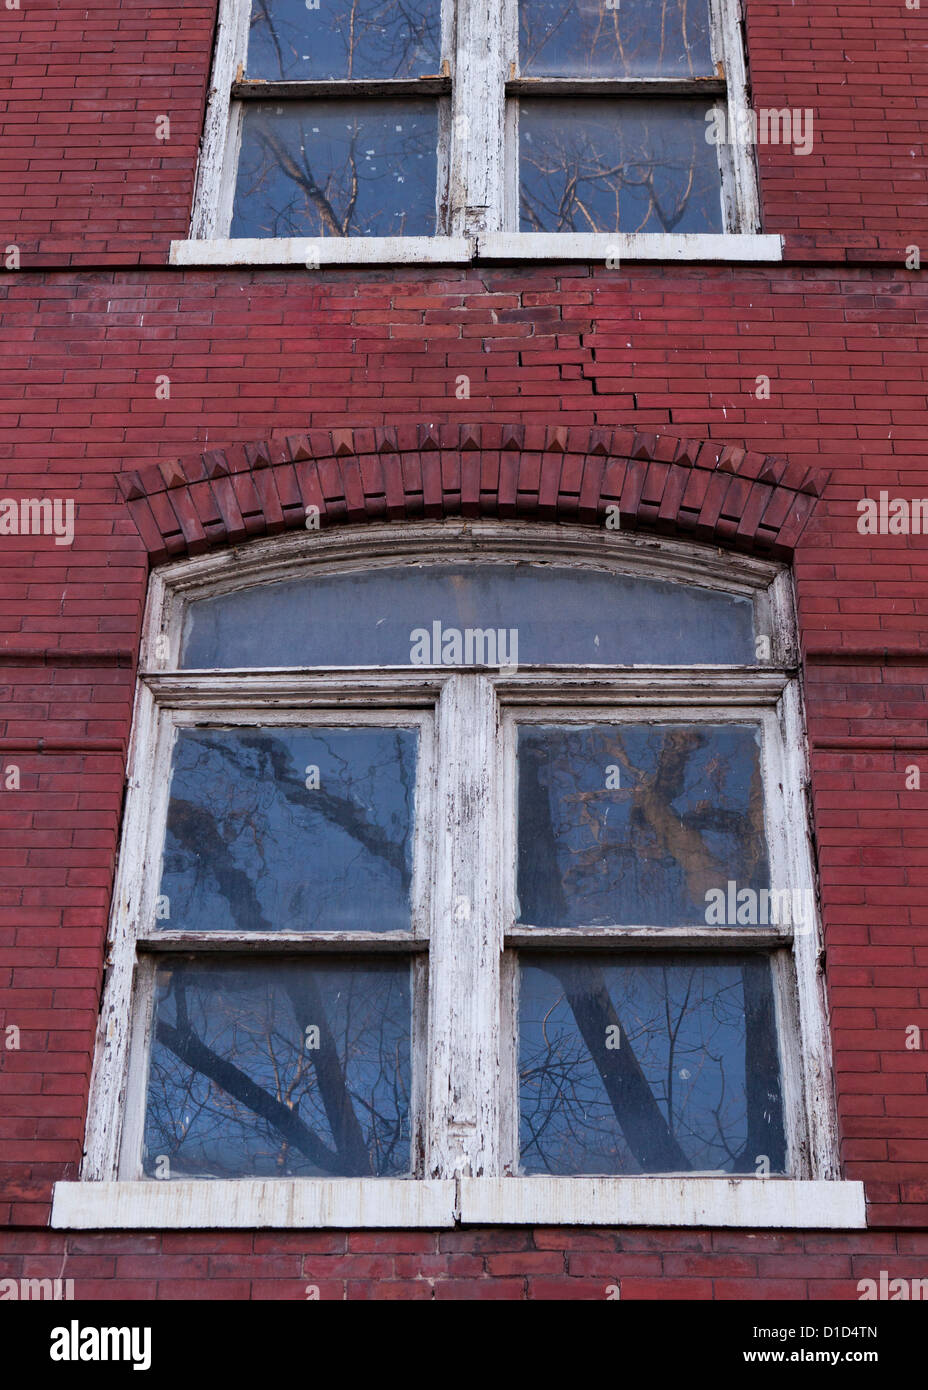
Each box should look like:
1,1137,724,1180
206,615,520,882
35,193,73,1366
516,723,771,927
158,727,417,933
520,100,724,234
180,564,756,668
247,0,442,81
519,0,714,78
230,102,439,238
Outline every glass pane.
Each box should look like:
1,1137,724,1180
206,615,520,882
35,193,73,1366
519,0,714,78
144,958,411,1177
519,953,786,1175
519,100,724,233
517,723,771,927
157,727,417,932
230,102,439,238
247,0,441,81
182,564,756,668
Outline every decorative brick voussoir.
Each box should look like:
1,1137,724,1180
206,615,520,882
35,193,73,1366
117,424,829,566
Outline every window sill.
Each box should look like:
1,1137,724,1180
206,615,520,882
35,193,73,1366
169,232,784,269
51,1177,865,1230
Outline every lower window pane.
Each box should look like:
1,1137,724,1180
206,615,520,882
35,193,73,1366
519,99,724,234
143,959,412,1178
519,953,786,1176
231,101,440,238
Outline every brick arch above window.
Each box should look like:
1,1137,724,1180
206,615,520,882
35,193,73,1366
117,423,828,567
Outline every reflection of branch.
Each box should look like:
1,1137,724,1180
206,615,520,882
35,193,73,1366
520,745,691,1170
283,975,370,1174
155,1016,342,1174
160,801,373,1173
545,959,693,1171
235,732,411,890
254,119,344,235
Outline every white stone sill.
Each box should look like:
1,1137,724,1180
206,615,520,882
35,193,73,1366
169,232,784,268
51,1176,865,1230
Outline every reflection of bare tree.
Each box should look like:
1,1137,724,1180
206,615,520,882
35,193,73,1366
520,956,784,1175
147,728,414,1177
520,105,717,234
250,0,438,82
234,103,435,238
520,725,767,924
519,0,713,79
163,729,414,932
149,965,410,1177
518,726,782,1174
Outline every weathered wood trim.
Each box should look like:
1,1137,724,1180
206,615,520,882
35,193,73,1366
52,1179,457,1230
139,932,427,954
477,232,783,261
777,680,842,1180
506,77,727,97
147,521,786,639
426,676,502,1179
459,1177,867,1228
170,236,474,266
709,0,761,233
189,0,249,240
51,1175,866,1230
505,927,793,949
231,78,452,99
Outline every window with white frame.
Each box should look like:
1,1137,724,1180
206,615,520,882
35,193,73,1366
71,522,860,1229
177,0,782,263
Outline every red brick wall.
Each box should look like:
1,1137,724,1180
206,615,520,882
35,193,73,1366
3,1228,928,1300
0,0,926,1298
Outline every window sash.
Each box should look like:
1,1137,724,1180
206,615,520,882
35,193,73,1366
104,675,816,1184
192,0,760,242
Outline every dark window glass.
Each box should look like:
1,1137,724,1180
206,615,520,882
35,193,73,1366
519,0,714,78
517,723,770,927
519,100,724,233
181,564,756,668
519,953,786,1174
158,727,417,933
247,0,441,81
231,102,439,238
144,958,412,1177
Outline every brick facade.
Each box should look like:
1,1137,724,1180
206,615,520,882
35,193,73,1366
1,0,926,1298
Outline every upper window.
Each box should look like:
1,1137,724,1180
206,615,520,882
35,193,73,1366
75,524,849,1226
177,0,780,263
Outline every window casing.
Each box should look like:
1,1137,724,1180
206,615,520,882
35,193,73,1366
174,0,784,265
62,522,865,1229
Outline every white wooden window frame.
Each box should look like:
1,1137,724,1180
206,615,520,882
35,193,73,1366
170,0,783,267
55,522,864,1230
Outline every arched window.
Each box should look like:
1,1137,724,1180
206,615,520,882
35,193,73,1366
63,522,864,1231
